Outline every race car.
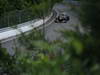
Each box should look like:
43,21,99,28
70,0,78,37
55,12,70,23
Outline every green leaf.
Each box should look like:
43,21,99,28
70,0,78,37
72,39,83,55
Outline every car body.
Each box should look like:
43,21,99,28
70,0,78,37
55,12,70,23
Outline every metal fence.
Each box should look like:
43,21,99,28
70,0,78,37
0,9,35,28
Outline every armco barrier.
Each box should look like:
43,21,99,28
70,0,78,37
0,10,57,43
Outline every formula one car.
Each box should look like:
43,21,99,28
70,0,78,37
55,12,70,23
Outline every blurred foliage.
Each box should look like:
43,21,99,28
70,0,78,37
0,0,62,16
79,0,100,38
0,43,19,75
0,27,100,75
0,0,63,28
60,28,100,75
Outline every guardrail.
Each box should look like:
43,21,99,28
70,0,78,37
0,10,57,43
0,19,38,33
